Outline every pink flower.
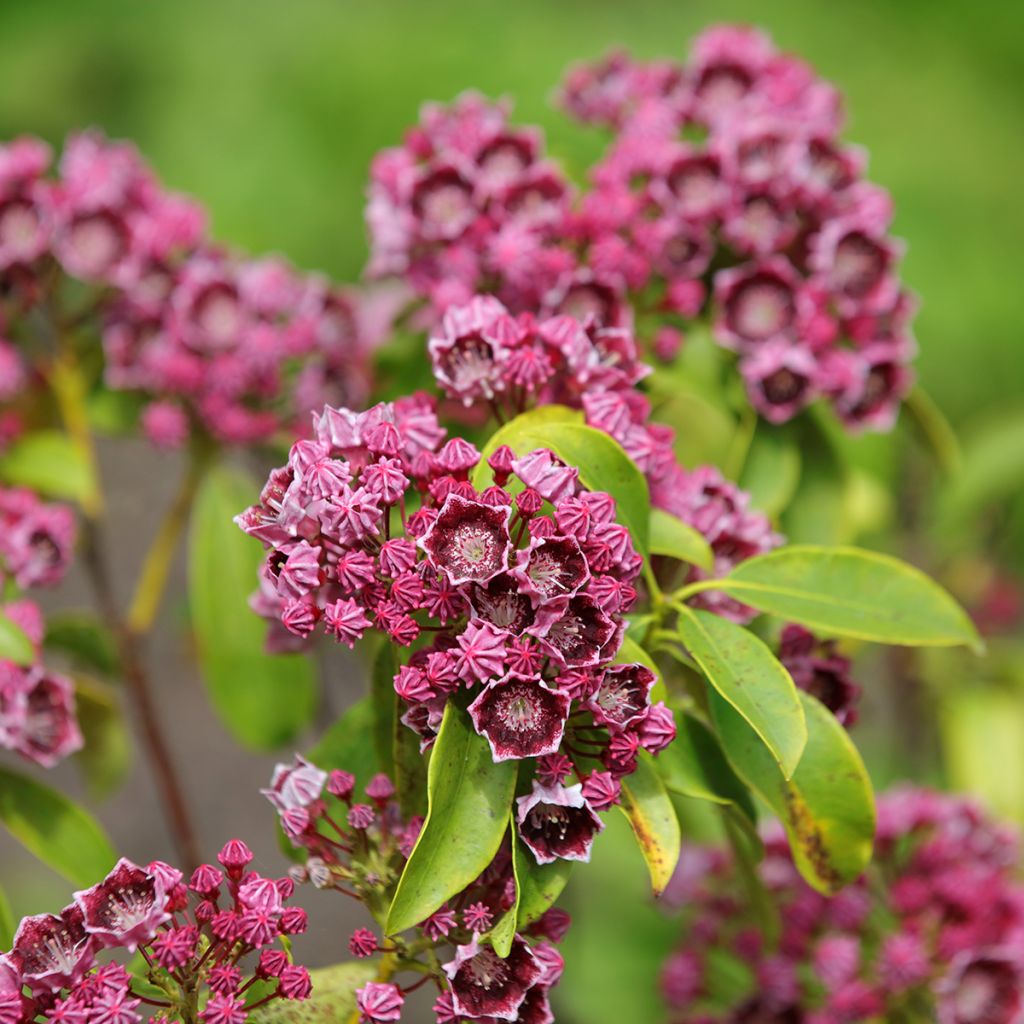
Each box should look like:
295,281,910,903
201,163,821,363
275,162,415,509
74,859,171,952
420,494,513,586
11,905,95,994
455,620,508,681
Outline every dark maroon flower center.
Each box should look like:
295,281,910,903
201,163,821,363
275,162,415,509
413,168,475,238
437,333,500,394
522,537,588,600
422,495,511,585
761,368,808,406
728,276,795,341
832,231,888,298
668,156,722,217
471,574,535,634
953,961,1021,1023
16,915,89,976
543,596,615,667
91,880,159,932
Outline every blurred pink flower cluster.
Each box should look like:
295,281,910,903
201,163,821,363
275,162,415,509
661,787,1024,1024
0,485,80,768
367,25,916,432
0,131,375,447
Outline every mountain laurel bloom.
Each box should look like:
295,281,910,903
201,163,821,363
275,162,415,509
239,398,677,863
660,787,1024,1023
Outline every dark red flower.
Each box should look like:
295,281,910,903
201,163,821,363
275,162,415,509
468,678,571,762
420,493,512,585
586,663,655,731
513,534,590,603
12,906,94,994
516,782,604,865
538,595,617,668
74,859,171,952
442,936,542,1021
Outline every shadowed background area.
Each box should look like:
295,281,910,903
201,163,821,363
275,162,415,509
0,2,1021,1020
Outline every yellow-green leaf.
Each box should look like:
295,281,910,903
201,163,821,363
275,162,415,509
619,752,680,897
0,610,34,666
249,962,377,1022
649,507,713,571
710,691,875,894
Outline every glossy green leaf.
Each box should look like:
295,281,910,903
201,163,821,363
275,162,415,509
710,690,875,894
677,606,807,779
308,697,381,782
249,962,377,1022
618,751,680,897
0,766,116,886
717,545,981,651
74,675,133,799
473,410,651,556
657,710,757,825
649,507,713,571
0,611,34,666
0,884,12,948
189,465,318,749
0,430,93,503
473,405,583,480
739,428,802,519
387,703,518,935
44,612,120,678
488,829,573,957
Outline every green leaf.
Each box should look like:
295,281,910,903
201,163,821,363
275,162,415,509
87,389,145,437
0,610,34,666
472,405,584,481
739,427,802,519
0,884,13,948
618,751,680,897
308,697,381,782
487,829,573,957
44,612,120,677
710,690,875,894
649,507,713,571
716,545,981,652
657,710,757,825
0,431,93,503
74,675,133,799
473,410,651,556
386,702,518,934
677,606,806,778
249,962,377,1023
189,464,318,749
0,766,116,886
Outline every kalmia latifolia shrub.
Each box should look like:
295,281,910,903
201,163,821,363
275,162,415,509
660,788,1024,1024
0,841,312,1023
0,21,996,1024
0,486,81,767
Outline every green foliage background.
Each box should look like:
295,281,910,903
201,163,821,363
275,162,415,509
1,0,1020,426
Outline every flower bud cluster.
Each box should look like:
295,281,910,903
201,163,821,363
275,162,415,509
0,486,81,768
266,758,569,1024
0,131,373,447
1,841,311,1023
238,398,676,846
660,787,1024,1023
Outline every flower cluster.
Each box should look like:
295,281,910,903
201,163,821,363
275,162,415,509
0,486,81,768
1,841,311,1023
0,131,374,447
266,758,569,1024
429,297,781,623
778,623,860,727
366,92,576,317
660,787,1024,1023
238,398,676,846
366,26,916,433
560,25,916,429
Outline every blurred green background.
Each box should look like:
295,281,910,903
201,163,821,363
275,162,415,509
1,3,1021,1019
1,0,1021,427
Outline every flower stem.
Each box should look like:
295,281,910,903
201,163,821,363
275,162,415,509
126,445,212,634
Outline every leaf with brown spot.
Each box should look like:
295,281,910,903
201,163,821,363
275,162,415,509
710,690,875,894
619,752,681,897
